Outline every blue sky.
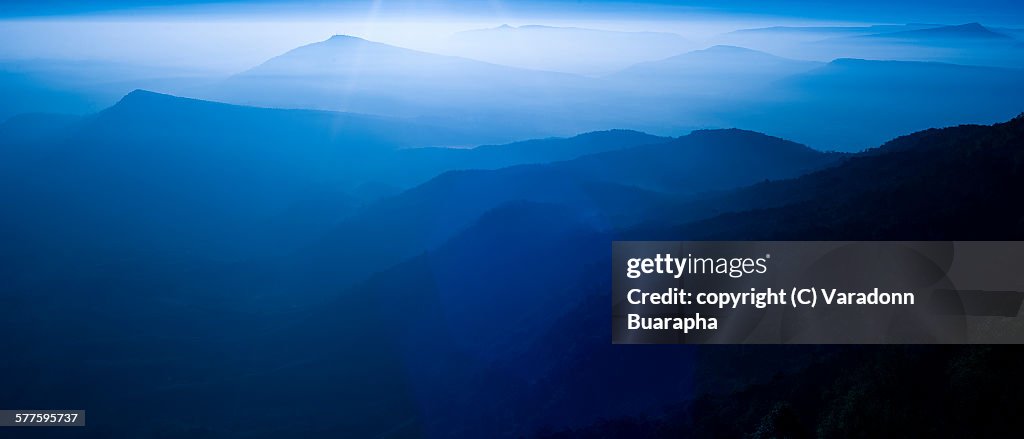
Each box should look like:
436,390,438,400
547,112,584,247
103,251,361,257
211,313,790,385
3,0,1023,23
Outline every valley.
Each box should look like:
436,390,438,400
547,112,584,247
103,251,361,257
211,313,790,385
1,9,1024,438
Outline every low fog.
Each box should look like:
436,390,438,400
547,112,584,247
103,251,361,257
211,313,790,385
1,1,1023,150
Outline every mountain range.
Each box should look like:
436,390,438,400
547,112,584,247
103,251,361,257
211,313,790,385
442,24,692,75
3,79,1023,436
199,34,608,144
0,58,216,121
717,23,1024,69
3,17,1024,437
608,45,821,94
861,22,1014,41
536,115,1024,439
6,25,1023,151
0,91,680,280
277,126,841,305
252,113,1024,437
726,58,1024,149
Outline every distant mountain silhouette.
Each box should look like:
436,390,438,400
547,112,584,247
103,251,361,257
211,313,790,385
201,35,606,143
284,128,841,302
0,90,678,291
659,114,1024,240
993,26,1024,39
536,114,1024,439
239,34,539,80
0,90,486,267
609,45,821,94
551,127,840,192
727,58,1024,150
803,22,1024,69
713,24,939,55
188,32,1024,148
4,108,1024,438
737,22,1012,43
717,23,1023,70
725,24,938,38
390,129,670,187
867,23,1012,40
5,12,1024,439
106,89,472,150
444,24,691,75
292,114,1024,437
0,59,216,120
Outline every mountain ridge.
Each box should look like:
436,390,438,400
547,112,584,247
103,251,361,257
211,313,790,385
443,24,692,76
294,113,1024,438
867,22,1012,40
607,45,821,93
199,34,610,143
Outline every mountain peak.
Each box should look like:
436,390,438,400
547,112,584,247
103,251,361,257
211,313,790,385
703,45,760,53
116,89,176,105
829,57,869,65
109,90,233,114
679,128,823,157
937,22,1004,35
688,127,803,145
679,45,790,61
326,34,370,43
874,22,1010,39
957,22,987,31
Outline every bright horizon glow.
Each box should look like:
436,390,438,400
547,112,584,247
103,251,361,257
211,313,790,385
0,14,912,73
4,0,998,74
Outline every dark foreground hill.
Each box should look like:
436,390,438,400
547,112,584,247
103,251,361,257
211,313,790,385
656,113,1024,240
0,91,669,273
80,114,1023,438
2,113,1024,438
0,90,477,268
280,128,840,303
536,115,1024,437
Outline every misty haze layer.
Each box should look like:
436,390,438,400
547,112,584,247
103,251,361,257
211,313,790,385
3,2,1024,438
2,11,1024,149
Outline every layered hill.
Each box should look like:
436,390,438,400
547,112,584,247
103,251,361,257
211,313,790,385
727,58,1024,149
864,23,1013,41
538,114,1024,438
277,113,1024,437
444,24,691,75
389,129,670,187
609,45,821,94
0,91,659,269
283,128,842,301
661,114,1024,240
4,111,1024,438
201,35,608,143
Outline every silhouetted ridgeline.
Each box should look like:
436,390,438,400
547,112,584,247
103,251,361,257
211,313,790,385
329,114,1024,437
281,126,840,303
7,30,1024,151
537,114,1024,438
0,91,666,271
656,113,1024,240
608,45,822,94
1,88,1023,437
444,24,692,75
